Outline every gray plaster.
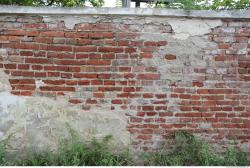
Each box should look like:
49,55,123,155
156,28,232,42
0,5,250,19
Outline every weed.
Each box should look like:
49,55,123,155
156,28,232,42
10,135,131,166
145,131,249,166
0,131,249,166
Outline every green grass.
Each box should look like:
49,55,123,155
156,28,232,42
145,131,249,166
0,140,7,165
1,135,131,166
0,131,249,166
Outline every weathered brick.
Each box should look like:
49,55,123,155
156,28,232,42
40,31,64,37
25,58,51,64
137,74,160,80
40,86,75,92
165,54,176,60
98,47,124,53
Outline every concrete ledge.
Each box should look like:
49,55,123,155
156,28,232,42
0,5,250,19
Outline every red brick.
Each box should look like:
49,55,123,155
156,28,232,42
165,54,176,60
93,92,104,98
172,88,184,93
40,31,64,37
104,80,115,85
137,74,160,80
69,99,82,104
89,32,113,39
40,86,75,92
143,93,153,98
180,106,192,111
47,45,72,52
23,23,47,29
12,84,36,90
141,52,153,59
89,53,101,59
25,58,51,64
22,71,34,77
5,30,26,36
74,46,97,52
155,118,166,123
26,30,39,36
137,135,152,140
192,81,204,87
141,129,154,134
159,112,173,117
15,43,39,50
9,79,35,85
98,87,122,92
98,47,124,53
61,73,72,79
124,73,135,79
86,99,97,104
4,64,16,69
32,65,43,70
76,53,89,59
125,47,137,53
146,112,157,116
65,32,88,38
91,80,103,85
197,89,209,94
87,60,111,66
20,51,33,56
78,80,90,85
102,53,115,59
136,112,145,117
73,73,97,78
35,37,53,43
144,41,157,46
17,64,29,70
65,80,78,85
157,41,167,46
112,99,123,104
118,40,129,46
43,80,65,85
129,117,142,123
54,60,86,65
48,72,60,77
142,106,154,111
11,91,32,96
35,72,46,78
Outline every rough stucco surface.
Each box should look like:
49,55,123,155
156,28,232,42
0,70,130,156
0,7,250,155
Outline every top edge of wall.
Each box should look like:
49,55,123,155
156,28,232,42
0,5,250,19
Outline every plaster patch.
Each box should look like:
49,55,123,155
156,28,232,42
35,80,44,89
0,48,8,60
167,18,222,40
0,69,11,92
42,15,101,29
0,93,130,156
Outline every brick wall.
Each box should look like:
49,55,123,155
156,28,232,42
0,7,249,152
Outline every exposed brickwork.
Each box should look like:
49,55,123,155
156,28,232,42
0,14,249,152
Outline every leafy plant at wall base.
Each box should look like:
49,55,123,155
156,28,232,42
145,130,249,166
9,135,131,166
223,147,249,166
0,131,248,166
0,141,7,165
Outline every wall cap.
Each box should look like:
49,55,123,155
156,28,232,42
0,5,250,19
